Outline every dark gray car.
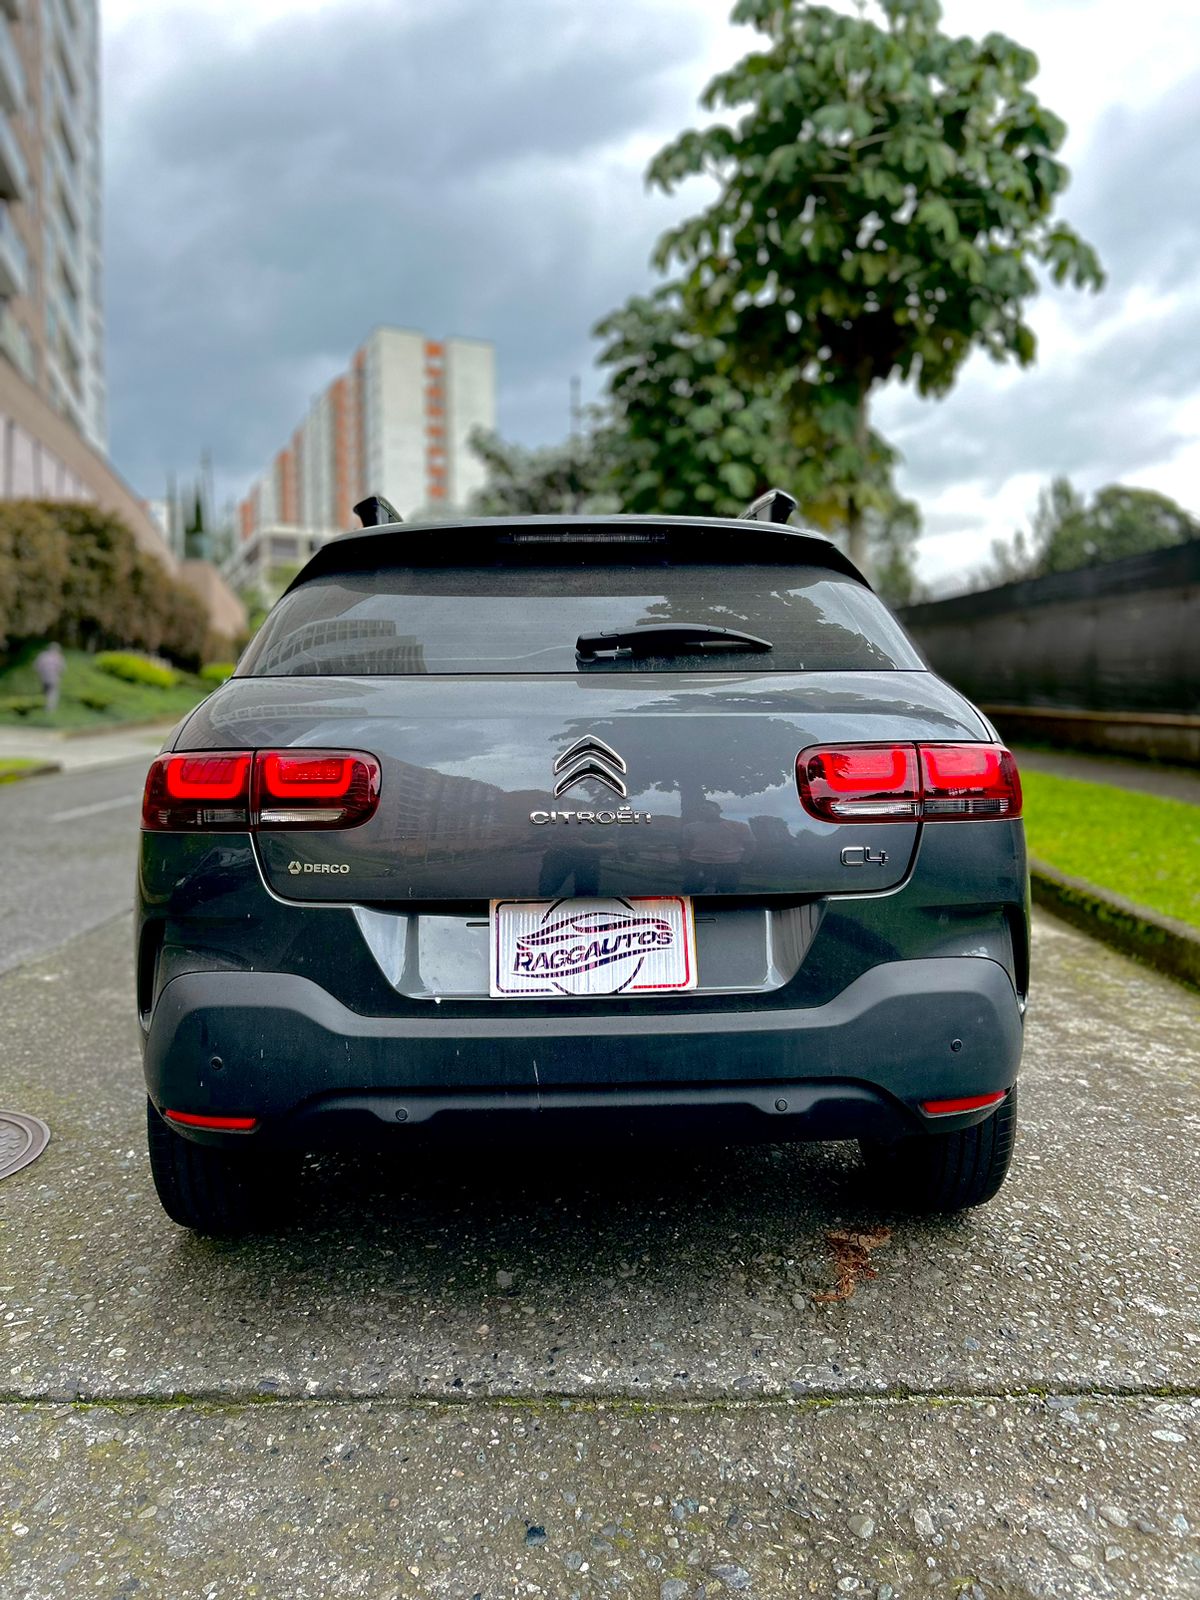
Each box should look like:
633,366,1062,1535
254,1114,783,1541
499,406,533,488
137,497,1027,1234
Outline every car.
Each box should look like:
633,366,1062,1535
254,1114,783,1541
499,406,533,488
137,489,1027,1235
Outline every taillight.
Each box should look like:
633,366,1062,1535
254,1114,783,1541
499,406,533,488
796,744,921,820
919,744,1022,819
143,753,251,830
142,750,380,832
796,743,1021,823
255,750,380,829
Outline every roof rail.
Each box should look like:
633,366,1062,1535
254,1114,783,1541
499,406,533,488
740,488,798,525
354,493,403,528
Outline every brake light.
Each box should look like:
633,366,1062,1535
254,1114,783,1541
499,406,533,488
256,750,380,828
920,744,1021,819
142,750,380,832
797,744,921,820
796,743,1021,823
143,754,251,830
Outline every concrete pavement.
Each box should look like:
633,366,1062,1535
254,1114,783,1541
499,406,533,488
0,909,1198,1596
0,719,175,773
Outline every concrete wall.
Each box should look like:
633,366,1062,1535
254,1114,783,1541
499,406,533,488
899,541,1200,763
900,541,1200,714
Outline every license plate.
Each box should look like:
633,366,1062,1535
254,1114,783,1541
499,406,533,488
490,896,697,998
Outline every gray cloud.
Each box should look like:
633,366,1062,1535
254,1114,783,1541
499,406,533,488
104,0,707,503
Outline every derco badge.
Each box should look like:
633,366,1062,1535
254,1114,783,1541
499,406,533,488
530,736,653,824
287,860,351,875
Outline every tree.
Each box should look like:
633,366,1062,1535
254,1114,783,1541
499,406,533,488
975,476,1200,586
1037,483,1200,573
465,427,619,518
594,288,796,516
647,0,1104,568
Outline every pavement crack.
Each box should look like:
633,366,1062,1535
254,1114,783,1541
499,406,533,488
2,1383,1199,1414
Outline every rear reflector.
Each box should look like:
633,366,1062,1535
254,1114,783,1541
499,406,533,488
921,1091,1007,1116
142,750,381,832
164,1110,259,1131
796,743,1021,823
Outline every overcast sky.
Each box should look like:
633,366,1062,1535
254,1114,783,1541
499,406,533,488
102,0,1200,585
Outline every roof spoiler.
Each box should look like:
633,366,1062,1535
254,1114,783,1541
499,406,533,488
354,493,403,528
740,488,798,525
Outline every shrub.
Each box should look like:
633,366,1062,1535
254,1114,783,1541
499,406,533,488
0,502,213,671
96,651,178,689
199,662,235,684
0,694,42,717
78,691,114,711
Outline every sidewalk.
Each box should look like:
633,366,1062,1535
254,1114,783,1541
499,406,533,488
1013,744,1200,807
0,721,175,773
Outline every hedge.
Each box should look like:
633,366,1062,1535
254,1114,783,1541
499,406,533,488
96,650,179,688
0,500,211,669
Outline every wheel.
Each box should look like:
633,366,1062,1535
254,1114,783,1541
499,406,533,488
146,1098,298,1236
860,1086,1018,1212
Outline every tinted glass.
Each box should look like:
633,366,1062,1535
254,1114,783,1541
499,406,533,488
240,561,923,676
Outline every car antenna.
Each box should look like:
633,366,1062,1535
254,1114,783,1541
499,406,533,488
353,493,403,528
739,488,798,525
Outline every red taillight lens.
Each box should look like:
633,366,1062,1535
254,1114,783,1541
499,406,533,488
920,745,1022,819
143,753,252,830
142,750,380,831
255,750,380,829
796,744,921,820
796,743,1021,823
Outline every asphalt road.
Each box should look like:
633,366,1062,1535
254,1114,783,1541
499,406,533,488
0,765,1198,1598
0,755,150,974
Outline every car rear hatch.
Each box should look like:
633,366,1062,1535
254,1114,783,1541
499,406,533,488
183,517,990,905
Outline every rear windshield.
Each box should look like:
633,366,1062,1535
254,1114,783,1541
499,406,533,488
239,559,923,676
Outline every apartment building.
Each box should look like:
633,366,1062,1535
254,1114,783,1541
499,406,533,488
235,327,496,551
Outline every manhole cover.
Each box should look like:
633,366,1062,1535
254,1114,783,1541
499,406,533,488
0,1112,50,1180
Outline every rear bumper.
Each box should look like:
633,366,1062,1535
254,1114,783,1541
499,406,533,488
143,955,1023,1148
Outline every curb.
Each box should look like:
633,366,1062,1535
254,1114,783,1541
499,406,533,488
0,761,63,785
1030,858,1200,991
63,718,180,740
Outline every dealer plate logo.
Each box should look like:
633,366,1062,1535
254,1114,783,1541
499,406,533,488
490,896,696,997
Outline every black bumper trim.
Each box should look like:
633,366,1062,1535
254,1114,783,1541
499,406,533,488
144,956,1022,1146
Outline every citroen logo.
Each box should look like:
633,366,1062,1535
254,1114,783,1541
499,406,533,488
553,735,628,798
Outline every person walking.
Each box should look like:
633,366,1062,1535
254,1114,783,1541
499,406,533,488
34,641,65,715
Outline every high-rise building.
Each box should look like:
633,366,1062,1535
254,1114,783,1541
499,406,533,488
235,327,496,551
1,0,106,452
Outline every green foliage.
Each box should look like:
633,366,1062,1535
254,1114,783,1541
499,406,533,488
0,757,51,782
646,0,1103,564
979,477,1200,584
0,501,210,669
0,646,212,730
200,662,235,684
594,289,796,516
1023,770,1200,930
96,651,179,689
466,428,620,517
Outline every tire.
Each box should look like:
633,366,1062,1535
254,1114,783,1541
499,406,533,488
860,1086,1018,1213
146,1098,298,1236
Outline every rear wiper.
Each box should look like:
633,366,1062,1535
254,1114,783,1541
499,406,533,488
576,623,773,660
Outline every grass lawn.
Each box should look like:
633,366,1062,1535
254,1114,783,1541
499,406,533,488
0,757,55,782
1022,769,1200,930
0,647,212,731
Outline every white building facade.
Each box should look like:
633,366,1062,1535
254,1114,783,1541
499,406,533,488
235,327,496,556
